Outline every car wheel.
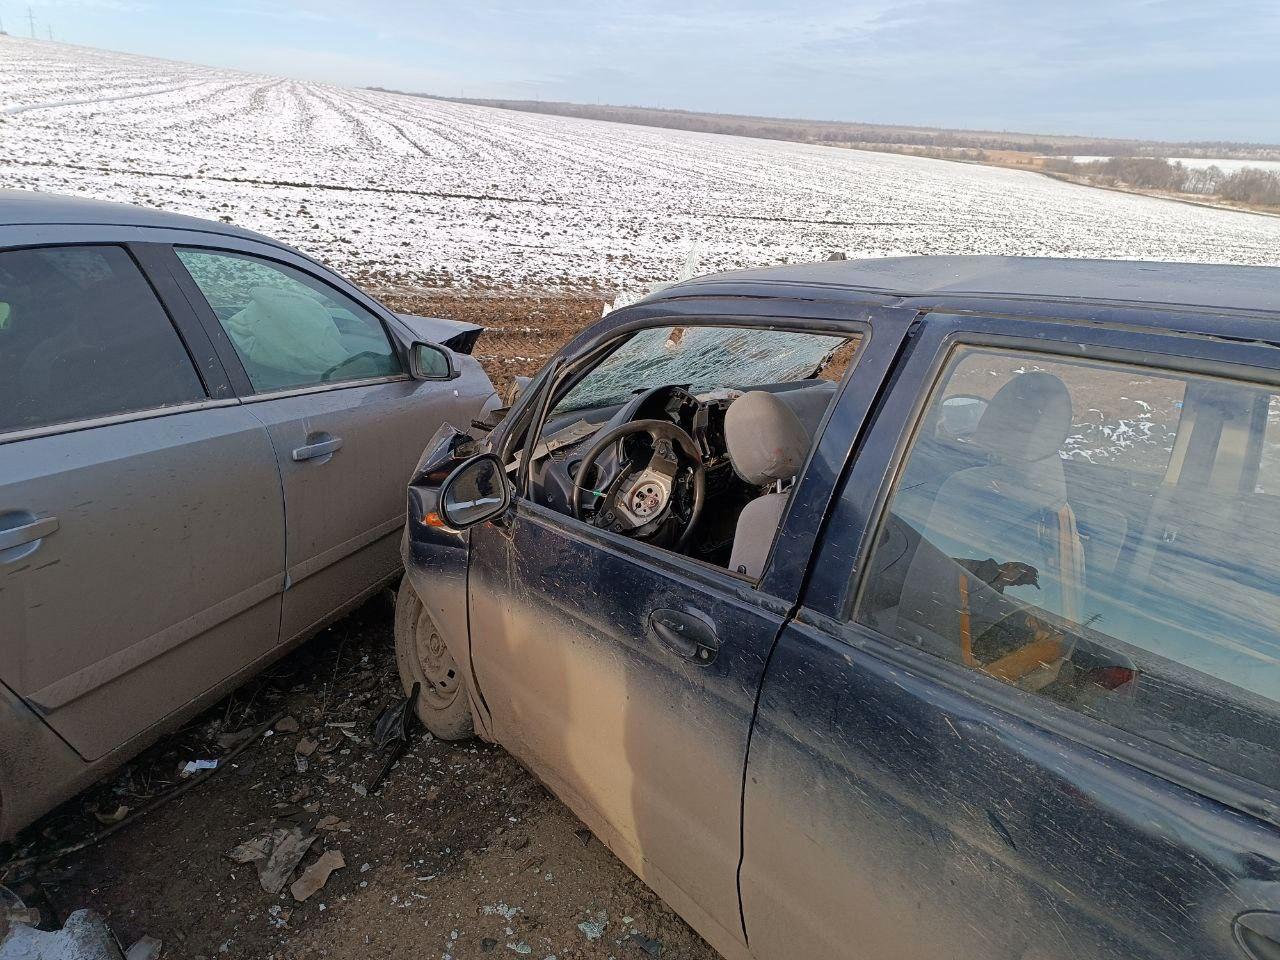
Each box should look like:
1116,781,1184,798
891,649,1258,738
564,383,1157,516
394,577,474,740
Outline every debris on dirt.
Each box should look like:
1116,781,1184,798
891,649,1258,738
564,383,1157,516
629,931,663,956
227,827,315,895
290,850,345,903
123,935,161,960
0,887,40,932
577,911,608,941
215,727,255,751
177,760,216,778
13,597,720,959
274,716,299,734
89,807,129,827
0,909,123,960
573,827,592,847
295,738,319,757
366,681,420,795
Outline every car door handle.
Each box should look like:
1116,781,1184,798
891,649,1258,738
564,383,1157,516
292,437,343,462
648,608,720,665
0,516,59,552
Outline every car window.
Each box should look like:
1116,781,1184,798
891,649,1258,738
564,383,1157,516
552,325,848,416
0,245,204,435
854,345,1280,790
175,248,400,393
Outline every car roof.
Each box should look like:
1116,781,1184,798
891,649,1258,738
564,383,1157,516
0,189,278,245
654,255,1280,324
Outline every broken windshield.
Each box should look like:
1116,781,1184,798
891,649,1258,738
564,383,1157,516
553,325,848,414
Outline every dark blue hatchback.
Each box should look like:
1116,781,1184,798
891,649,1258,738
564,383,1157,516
398,255,1280,960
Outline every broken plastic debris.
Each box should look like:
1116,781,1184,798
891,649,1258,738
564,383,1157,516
179,759,218,777
366,682,419,795
124,935,162,960
0,909,124,960
227,826,315,894
290,849,345,902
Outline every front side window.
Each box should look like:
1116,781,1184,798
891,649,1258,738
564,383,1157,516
176,249,400,393
0,245,204,435
523,323,862,573
856,345,1280,790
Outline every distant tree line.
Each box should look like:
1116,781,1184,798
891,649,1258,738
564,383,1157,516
365,89,1280,162
1043,156,1280,209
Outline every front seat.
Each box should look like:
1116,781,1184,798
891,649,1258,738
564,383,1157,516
724,390,812,579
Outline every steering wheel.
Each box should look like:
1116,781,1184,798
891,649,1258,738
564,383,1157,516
572,418,705,550
320,350,385,382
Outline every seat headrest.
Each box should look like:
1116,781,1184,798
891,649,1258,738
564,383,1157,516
972,371,1072,463
725,390,810,486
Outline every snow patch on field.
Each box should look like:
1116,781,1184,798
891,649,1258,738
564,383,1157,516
3,36,1280,290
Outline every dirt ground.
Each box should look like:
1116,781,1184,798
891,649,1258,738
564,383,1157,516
1,289,723,959
2,596,720,960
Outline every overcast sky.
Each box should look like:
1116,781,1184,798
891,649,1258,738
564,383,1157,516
11,0,1280,142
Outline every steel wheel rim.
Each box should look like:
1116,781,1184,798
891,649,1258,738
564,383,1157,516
413,605,460,709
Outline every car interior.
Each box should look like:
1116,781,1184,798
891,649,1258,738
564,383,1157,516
174,248,399,392
520,325,860,578
858,355,1280,789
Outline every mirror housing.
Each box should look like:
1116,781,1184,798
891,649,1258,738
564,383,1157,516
409,341,457,381
438,453,511,529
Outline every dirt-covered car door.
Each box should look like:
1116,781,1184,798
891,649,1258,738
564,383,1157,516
463,301,915,959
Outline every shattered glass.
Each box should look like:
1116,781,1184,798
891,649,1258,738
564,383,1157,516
554,326,846,414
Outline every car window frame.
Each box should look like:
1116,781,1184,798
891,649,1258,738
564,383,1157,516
0,240,218,446
499,297,915,595
163,243,410,400
797,307,1280,826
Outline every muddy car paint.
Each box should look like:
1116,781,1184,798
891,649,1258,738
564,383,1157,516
402,257,1280,960
0,193,498,840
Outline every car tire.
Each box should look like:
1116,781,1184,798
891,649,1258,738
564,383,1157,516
394,577,474,740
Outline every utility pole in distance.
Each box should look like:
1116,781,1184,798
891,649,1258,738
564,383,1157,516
27,6,36,38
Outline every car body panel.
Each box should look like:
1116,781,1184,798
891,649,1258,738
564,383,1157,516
0,194,496,837
741,309,1280,959
0,391,285,765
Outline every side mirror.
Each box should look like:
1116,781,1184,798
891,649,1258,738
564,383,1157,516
438,453,511,529
410,341,456,380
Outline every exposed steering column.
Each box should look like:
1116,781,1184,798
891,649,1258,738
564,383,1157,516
572,418,706,550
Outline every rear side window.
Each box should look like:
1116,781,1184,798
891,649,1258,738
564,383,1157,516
856,345,1280,790
175,249,400,393
0,245,204,435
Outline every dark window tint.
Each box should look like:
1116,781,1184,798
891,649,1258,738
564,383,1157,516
855,346,1280,790
0,246,204,435
175,249,400,393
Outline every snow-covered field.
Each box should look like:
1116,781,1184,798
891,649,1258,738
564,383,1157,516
3,36,1280,290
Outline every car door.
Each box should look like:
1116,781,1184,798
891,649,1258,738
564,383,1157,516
0,242,284,761
167,245,490,643
466,301,914,958
740,311,1280,960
